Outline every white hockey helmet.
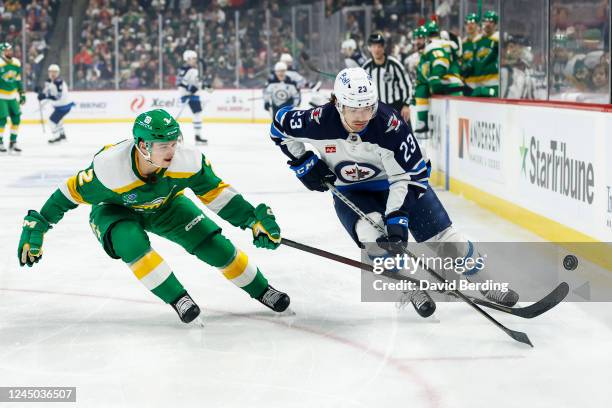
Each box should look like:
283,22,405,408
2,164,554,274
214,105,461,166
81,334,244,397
48,64,60,73
333,67,378,112
274,61,287,72
341,39,357,51
183,50,197,62
279,53,293,65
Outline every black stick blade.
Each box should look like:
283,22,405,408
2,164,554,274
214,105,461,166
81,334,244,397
507,329,534,347
512,282,570,319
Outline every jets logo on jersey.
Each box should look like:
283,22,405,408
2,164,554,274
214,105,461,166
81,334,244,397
385,114,401,133
310,107,323,124
335,161,381,183
272,87,290,105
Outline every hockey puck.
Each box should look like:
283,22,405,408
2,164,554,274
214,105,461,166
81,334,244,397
563,255,578,271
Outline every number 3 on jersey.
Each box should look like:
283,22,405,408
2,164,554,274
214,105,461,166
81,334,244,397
399,133,417,162
289,111,304,129
289,118,302,129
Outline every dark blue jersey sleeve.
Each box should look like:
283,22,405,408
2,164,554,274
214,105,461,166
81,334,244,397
373,105,430,215
270,104,336,160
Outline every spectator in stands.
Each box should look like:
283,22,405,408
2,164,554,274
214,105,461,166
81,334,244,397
74,69,88,89
6,24,19,43
74,45,93,72
4,0,22,16
591,61,609,93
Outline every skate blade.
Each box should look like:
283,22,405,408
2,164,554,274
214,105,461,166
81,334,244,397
395,304,440,323
276,307,296,317
190,316,205,327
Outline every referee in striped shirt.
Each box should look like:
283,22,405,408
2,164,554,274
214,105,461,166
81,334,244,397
362,32,412,122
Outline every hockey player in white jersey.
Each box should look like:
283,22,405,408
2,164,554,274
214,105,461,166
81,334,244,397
279,53,307,89
269,67,519,317
37,64,75,144
177,50,207,145
263,62,301,118
341,39,366,68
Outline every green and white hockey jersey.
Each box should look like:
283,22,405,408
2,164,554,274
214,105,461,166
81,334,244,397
461,33,482,88
469,31,499,95
40,140,255,228
0,56,22,100
412,38,464,131
419,38,464,95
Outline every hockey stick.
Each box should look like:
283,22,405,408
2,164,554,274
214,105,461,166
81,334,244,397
38,99,46,135
299,51,336,79
325,182,533,347
281,238,569,319
175,100,188,120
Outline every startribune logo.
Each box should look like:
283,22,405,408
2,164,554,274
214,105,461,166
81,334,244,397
521,135,595,204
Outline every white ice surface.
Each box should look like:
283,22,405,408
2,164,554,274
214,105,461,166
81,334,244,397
0,123,610,408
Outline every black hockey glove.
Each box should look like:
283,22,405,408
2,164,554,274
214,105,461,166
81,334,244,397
288,151,336,192
376,212,409,254
37,92,46,101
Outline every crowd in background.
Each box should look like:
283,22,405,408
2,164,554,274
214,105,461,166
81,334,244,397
336,0,609,102
75,0,298,89
1,0,59,89
0,0,610,102
548,0,610,102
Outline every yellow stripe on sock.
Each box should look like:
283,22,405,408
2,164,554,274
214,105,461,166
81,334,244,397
131,250,164,279
222,250,249,280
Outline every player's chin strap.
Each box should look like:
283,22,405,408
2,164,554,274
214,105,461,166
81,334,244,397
135,142,163,169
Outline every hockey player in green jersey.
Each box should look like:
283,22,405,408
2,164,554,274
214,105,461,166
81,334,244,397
412,22,464,134
461,13,482,93
0,43,25,154
470,11,499,97
17,109,290,323
411,26,431,133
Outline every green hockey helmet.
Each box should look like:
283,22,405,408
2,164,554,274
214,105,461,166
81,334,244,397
483,11,499,23
465,13,480,24
413,26,428,39
0,42,12,53
133,109,181,147
425,20,440,36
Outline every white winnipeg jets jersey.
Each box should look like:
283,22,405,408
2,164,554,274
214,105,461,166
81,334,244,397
263,78,300,109
270,103,430,216
43,78,71,107
286,70,307,89
177,65,200,97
